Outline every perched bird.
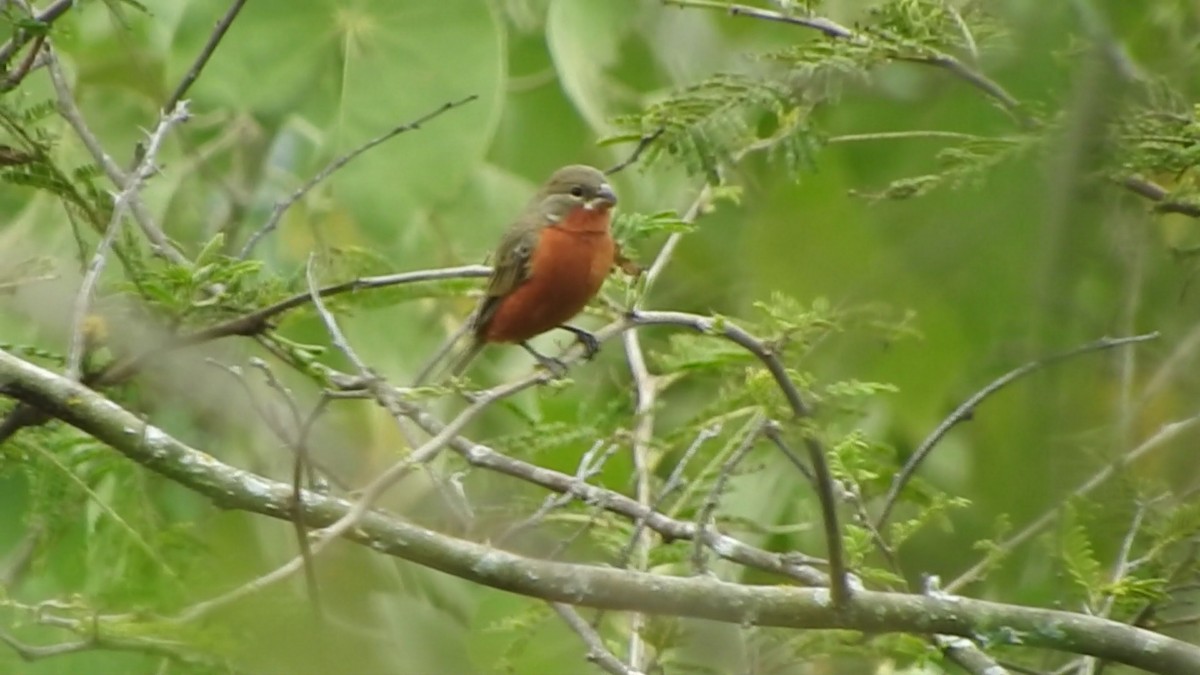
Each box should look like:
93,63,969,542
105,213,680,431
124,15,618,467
420,164,619,382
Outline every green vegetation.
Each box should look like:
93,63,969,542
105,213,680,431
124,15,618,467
2,1,1199,673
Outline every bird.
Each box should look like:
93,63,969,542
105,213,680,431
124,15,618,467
420,164,619,383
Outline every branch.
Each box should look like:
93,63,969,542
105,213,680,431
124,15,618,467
604,127,665,176
551,604,644,675
45,50,190,264
663,0,1031,125
0,33,44,92
946,411,1200,594
1,350,1197,674
93,264,490,386
404,393,829,586
162,0,248,114
64,101,191,380
0,0,72,71
237,95,479,258
0,616,236,672
629,310,850,605
1116,176,1200,218
0,264,482,446
876,332,1159,531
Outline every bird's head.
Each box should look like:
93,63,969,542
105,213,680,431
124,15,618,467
535,165,617,229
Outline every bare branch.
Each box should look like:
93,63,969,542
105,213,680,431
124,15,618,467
93,264,490,386
693,413,767,573
64,101,191,380
45,50,190,264
1117,175,1200,218
551,603,645,675
946,411,1200,594
162,0,248,114
238,95,479,258
876,332,1160,531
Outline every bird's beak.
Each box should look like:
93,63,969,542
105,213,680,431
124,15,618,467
591,183,617,209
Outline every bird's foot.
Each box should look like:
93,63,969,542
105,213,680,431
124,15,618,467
558,325,600,360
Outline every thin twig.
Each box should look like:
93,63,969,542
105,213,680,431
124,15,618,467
604,127,665,176
238,95,479,258
498,440,619,544
45,50,190,264
1078,502,1148,675
93,264,490,386
1116,175,1200,218
945,411,1200,594
291,394,331,618
876,332,1160,531
0,629,94,661
617,423,721,571
172,365,548,623
551,603,644,675
827,130,987,144
0,0,72,70
620,314,659,670
162,0,248,114
663,0,1029,123
663,0,855,38
693,414,766,573
305,255,372,375
629,309,849,604
64,101,191,380
0,33,44,92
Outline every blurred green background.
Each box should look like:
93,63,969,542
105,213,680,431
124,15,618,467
2,0,1200,673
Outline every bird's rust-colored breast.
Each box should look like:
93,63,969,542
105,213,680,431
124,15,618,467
481,210,615,344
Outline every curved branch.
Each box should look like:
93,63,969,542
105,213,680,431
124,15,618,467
0,349,1197,675
876,332,1160,530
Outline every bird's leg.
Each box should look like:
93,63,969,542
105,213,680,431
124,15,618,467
520,342,568,378
556,324,600,360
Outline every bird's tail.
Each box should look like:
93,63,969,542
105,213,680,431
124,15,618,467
412,329,486,387
447,340,486,379
412,318,475,386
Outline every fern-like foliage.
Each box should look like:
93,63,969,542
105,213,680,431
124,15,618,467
1114,92,1200,198
610,73,820,178
611,0,1010,179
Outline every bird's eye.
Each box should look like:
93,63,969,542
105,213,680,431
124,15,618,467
569,186,584,198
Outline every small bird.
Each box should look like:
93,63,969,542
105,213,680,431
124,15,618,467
435,164,619,381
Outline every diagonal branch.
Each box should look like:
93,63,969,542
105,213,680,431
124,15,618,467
876,332,1159,532
162,0,248,115
237,95,479,259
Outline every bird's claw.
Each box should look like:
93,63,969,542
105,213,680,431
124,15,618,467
559,325,600,361
575,331,600,361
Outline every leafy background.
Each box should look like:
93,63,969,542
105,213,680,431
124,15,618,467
2,0,1200,673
